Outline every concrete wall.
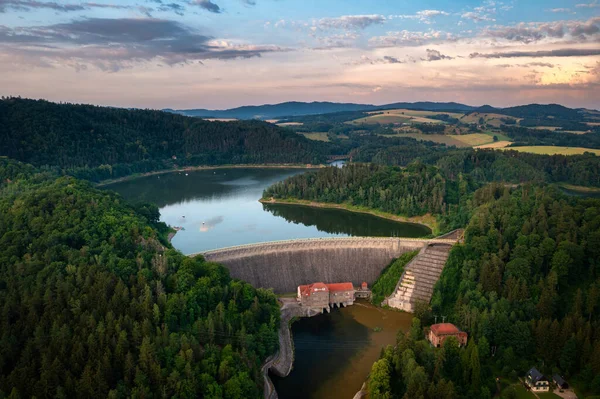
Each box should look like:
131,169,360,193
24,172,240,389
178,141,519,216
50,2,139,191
197,237,428,293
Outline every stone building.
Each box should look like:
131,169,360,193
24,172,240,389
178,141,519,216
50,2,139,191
427,323,468,347
297,282,355,311
327,282,355,307
297,282,329,310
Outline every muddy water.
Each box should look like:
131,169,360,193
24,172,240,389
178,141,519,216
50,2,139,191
271,301,412,399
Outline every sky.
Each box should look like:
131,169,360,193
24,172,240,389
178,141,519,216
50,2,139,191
0,0,599,109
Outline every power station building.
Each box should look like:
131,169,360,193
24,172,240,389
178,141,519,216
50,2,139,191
297,282,355,311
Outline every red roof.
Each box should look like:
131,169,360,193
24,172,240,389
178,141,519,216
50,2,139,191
298,282,328,296
326,282,354,292
430,323,461,335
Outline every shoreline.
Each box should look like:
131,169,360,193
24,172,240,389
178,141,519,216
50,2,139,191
96,163,324,187
259,197,437,234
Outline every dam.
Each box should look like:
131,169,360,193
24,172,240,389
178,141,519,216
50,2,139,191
192,236,457,293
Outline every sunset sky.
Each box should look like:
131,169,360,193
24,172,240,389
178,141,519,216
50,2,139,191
0,0,599,109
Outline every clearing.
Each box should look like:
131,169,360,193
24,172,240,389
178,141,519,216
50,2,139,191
390,131,512,148
475,141,512,149
299,132,330,142
350,108,462,125
502,146,600,155
459,112,521,127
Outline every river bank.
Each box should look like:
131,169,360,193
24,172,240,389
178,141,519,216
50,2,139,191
260,198,438,234
262,299,320,398
96,163,324,187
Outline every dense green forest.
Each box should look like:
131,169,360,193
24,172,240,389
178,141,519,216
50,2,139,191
371,251,419,305
366,185,600,398
0,98,326,182
368,319,484,399
0,158,279,398
262,163,462,220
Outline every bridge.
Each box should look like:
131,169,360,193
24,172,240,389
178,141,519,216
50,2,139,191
190,236,459,293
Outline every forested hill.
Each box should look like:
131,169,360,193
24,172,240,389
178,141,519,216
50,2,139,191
362,185,600,398
0,98,326,181
0,158,280,398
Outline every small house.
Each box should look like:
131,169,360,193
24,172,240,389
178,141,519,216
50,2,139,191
525,368,549,392
427,323,468,347
553,374,568,390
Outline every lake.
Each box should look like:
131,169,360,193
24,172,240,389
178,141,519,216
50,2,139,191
105,167,431,254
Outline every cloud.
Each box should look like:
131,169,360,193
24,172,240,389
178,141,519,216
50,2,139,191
423,49,453,61
484,17,600,43
349,55,404,65
496,62,555,68
150,1,186,16
0,0,132,13
389,9,449,24
316,15,386,30
576,1,599,7
461,11,495,23
190,0,221,13
470,48,600,59
548,8,572,13
369,29,450,47
0,18,286,70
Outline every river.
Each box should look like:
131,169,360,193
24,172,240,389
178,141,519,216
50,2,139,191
106,167,420,398
105,167,430,254
271,301,413,399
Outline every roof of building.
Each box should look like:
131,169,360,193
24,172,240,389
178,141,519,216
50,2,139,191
326,282,354,292
430,323,462,335
527,368,546,383
298,282,328,296
553,374,567,386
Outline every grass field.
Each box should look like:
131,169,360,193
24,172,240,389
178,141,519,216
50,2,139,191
459,112,521,127
276,122,303,127
392,133,470,147
500,384,561,399
299,132,330,142
475,140,512,149
559,183,600,193
502,146,600,155
368,108,465,118
350,113,412,125
351,108,458,125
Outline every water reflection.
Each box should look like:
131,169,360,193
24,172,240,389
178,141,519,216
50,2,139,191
262,203,430,237
106,168,430,254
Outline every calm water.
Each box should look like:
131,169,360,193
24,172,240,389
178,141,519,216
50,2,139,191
271,301,413,399
106,168,430,254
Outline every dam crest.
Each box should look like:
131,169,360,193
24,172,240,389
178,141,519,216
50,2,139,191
190,236,458,293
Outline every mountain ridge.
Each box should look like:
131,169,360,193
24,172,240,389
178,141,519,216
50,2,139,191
165,101,593,120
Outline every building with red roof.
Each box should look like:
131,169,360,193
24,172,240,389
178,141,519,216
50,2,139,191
297,282,356,311
297,282,329,310
428,323,468,347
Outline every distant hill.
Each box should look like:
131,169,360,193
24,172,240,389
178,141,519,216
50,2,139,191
164,101,378,120
0,98,327,181
165,101,594,121
165,101,479,120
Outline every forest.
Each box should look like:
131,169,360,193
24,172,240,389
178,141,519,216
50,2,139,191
0,158,280,398
0,98,326,182
365,185,600,398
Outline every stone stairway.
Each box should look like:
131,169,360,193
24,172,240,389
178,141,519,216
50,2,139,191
386,244,452,312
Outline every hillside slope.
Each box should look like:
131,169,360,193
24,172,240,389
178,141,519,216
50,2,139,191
0,98,326,181
0,159,280,398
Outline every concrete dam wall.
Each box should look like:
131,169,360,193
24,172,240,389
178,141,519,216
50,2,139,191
195,237,441,293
